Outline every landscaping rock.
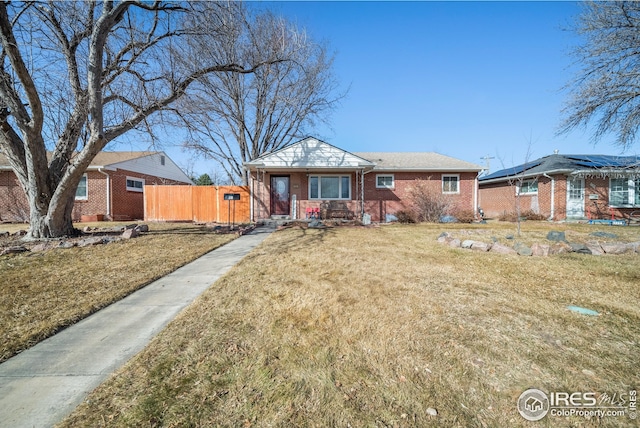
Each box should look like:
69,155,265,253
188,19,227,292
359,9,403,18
585,242,604,256
121,228,139,239
490,243,517,255
505,234,514,240
448,238,461,248
31,242,59,252
600,242,631,255
437,232,451,243
134,224,149,233
628,241,640,253
550,241,573,254
461,240,474,249
546,231,566,242
0,231,9,238
426,408,438,417
471,241,492,252
77,236,105,247
58,241,77,249
514,242,532,256
531,243,551,257
0,245,28,255
125,223,138,230
82,226,93,233
569,243,592,254
308,220,326,229
590,231,618,239
103,236,122,244
13,229,27,237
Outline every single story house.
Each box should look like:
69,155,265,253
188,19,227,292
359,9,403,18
478,153,640,221
0,151,192,222
243,137,483,222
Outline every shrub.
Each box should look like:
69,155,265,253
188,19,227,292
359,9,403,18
395,210,417,224
498,210,547,222
451,208,476,223
521,210,547,221
406,179,453,223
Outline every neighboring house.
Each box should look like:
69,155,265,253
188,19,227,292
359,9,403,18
478,153,640,221
243,137,483,222
0,151,192,222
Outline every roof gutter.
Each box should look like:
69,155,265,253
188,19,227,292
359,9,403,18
479,169,573,185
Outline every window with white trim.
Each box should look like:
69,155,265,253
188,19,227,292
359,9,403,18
126,177,145,192
75,174,88,200
610,177,639,206
376,174,394,189
442,174,459,194
309,175,351,199
517,179,538,195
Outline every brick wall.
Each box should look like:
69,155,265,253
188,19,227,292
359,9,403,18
363,171,477,221
73,171,108,221
251,170,478,222
107,169,188,221
0,171,29,222
479,175,557,220
477,174,631,221
0,169,188,223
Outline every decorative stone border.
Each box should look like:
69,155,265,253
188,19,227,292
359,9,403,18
0,224,149,256
437,231,640,256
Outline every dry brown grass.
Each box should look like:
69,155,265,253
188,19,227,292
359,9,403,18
61,222,640,427
0,222,235,363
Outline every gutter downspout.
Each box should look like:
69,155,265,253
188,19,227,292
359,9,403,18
474,172,479,216
247,167,254,223
98,168,111,219
543,173,554,221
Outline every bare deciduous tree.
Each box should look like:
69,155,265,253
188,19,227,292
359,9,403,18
0,1,286,238
560,1,640,149
178,10,344,184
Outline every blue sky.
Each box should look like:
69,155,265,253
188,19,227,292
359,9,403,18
169,1,636,176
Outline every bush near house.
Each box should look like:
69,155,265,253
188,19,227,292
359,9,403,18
498,209,547,222
406,178,453,222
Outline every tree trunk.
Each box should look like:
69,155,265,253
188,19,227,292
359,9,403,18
27,184,77,239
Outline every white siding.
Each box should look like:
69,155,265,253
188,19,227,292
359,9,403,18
107,153,192,183
249,138,373,169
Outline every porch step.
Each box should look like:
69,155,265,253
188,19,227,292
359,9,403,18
262,218,294,228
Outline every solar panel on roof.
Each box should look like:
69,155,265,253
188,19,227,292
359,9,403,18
480,160,544,180
567,155,640,168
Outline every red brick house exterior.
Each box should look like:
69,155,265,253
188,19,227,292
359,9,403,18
0,152,192,222
478,154,640,221
244,137,483,222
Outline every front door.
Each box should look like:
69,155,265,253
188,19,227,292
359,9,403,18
567,177,585,218
270,176,290,216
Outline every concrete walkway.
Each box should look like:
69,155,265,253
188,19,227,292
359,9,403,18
0,226,274,428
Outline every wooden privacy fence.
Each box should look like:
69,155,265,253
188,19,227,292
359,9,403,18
144,185,250,223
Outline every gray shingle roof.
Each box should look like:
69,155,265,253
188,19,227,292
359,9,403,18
0,151,160,169
355,152,483,171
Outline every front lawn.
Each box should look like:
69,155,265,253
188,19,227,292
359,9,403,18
61,222,640,427
0,222,235,363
